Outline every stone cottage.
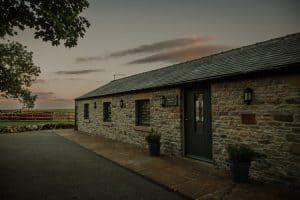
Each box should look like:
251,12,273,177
75,33,300,185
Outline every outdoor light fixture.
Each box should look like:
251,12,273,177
120,99,124,108
244,88,253,105
160,96,166,107
94,102,97,109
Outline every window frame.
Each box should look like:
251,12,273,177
84,103,89,119
103,102,112,122
135,99,150,126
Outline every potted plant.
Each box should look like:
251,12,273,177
227,144,264,182
145,133,161,156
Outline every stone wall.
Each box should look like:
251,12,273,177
211,73,300,185
77,72,300,185
77,88,183,155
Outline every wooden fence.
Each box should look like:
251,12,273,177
0,110,74,121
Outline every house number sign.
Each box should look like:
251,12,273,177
165,95,178,106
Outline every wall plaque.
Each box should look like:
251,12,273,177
241,114,256,125
165,95,178,106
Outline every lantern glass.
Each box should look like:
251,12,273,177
160,96,166,107
247,91,252,100
244,88,253,104
120,99,124,108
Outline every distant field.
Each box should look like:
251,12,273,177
0,120,74,128
0,109,74,113
0,109,75,128
0,109,74,121
34,109,74,113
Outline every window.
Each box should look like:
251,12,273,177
94,102,97,109
103,102,111,122
195,93,203,123
84,103,89,119
136,99,150,126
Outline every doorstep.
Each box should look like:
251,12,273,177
55,129,299,200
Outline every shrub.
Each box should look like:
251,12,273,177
63,124,74,129
41,124,56,130
227,144,264,163
55,123,65,129
55,123,74,129
145,133,161,143
0,122,74,133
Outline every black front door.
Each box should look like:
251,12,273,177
184,87,212,160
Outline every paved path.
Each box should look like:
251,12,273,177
0,131,186,200
56,129,300,200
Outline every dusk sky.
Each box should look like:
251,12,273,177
1,0,299,109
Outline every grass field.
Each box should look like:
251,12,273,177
34,109,74,113
0,120,74,128
0,108,75,128
0,109,74,113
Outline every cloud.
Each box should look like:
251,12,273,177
35,99,74,109
54,69,105,75
76,36,212,62
46,78,104,84
0,92,74,110
76,56,106,63
34,92,69,100
34,91,73,107
34,92,56,100
64,77,84,81
108,36,211,57
128,44,228,64
36,96,73,109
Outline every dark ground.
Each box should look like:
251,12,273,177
0,131,186,200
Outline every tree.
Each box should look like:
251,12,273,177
0,0,90,108
0,0,90,47
0,42,39,108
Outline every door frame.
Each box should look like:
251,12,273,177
182,83,213,162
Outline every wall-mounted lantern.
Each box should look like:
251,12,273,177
94,102,97,109
244,88,253,105
160,96,166,107
120,99,124,108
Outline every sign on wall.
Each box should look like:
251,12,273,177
165,95,178,106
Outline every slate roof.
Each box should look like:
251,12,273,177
76,33,300,100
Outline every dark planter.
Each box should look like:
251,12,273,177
148,141,160,156
229,162,251,182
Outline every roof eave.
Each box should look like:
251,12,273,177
75,63,298,101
